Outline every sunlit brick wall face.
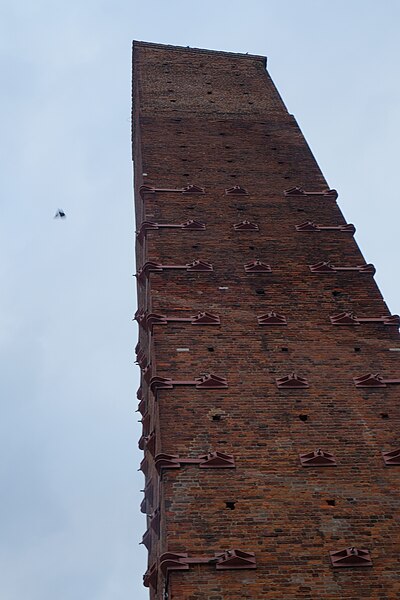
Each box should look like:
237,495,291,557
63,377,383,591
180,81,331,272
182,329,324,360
132,42,400,600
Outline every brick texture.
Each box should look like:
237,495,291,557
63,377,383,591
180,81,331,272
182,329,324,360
132,41,400,600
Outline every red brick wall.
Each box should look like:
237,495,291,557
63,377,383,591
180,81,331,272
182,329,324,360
132,42,400,600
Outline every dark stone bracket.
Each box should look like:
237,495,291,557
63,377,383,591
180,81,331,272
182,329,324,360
150,373,228,397
137,260,214,282
382,448,400,466
296,220,355,234
330,312,400,326
139,184,205,200
154,451,235,473
225,185,248,195
244,260,272,273
309,261,375,274
354,373,400,388
258,312,287,325
136,219,206,242
300,449,337,467
284,187,338,199
276,373,309,389
143,311,221,331
329,547,372,568
233,220,259,231
144,549,256,590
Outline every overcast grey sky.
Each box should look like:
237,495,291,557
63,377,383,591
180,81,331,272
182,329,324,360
0,1,399,598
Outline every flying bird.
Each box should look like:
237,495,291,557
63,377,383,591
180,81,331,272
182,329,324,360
54,209,66,219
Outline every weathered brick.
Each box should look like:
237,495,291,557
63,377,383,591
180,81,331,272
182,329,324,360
132,41,400,600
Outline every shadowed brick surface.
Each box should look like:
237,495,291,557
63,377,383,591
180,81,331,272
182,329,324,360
132,41,400,600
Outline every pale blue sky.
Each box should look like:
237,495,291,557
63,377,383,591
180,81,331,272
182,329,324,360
0,1,399,598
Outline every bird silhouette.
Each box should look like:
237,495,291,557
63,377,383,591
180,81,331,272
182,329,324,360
54,209,66,219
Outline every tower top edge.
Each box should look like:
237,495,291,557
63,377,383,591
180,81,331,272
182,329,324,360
132,40,267,66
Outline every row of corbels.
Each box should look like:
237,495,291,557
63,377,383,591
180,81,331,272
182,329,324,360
136,259,376,281
133,309,399,334
135,371,400,395
138,183,338,199
143,546,372,591
136,218,355,240
138,447,400,474
143,549,257,591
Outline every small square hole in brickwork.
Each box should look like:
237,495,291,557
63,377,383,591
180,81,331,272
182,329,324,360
278,161,284,164
354,347,361,352
332,290,343,297
207,91,212,95
284,176,291,179
297,208,305,212
212,414,222,421
231,174,237,178
326,499,336,506
207,347,215,352
183,173,190,177
249,246,255,250
281,347,289,352
192,244,199,249
380,412,389,419
299,414,308,422
225,501,236,510
255,288,265,295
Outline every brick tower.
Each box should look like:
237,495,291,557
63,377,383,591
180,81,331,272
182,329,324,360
132,42,400,600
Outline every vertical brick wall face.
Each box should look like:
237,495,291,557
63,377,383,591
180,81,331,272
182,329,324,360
132,42,400,600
